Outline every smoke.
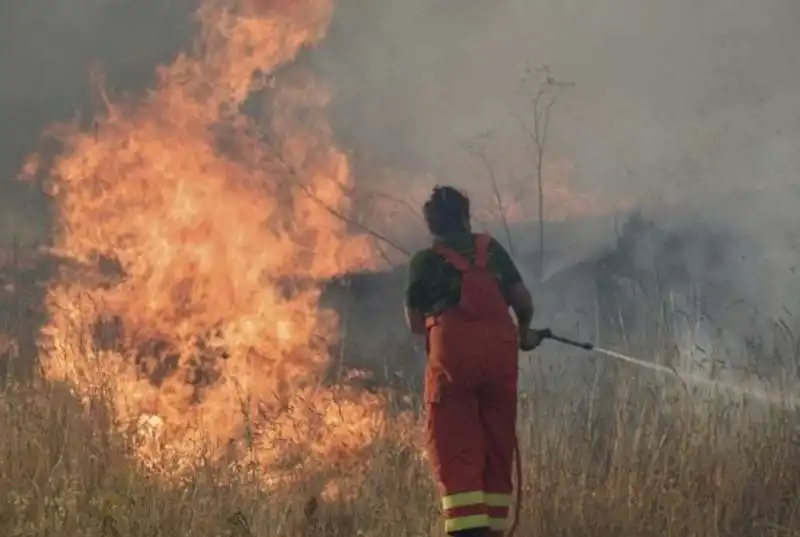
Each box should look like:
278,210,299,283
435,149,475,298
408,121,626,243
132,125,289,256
0,0,197,246
310,0,800,334
5,0,799,226
2,0,799,347
313,0,800,202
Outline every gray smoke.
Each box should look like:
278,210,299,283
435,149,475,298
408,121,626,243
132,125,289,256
310,0,800,334
316,0,800,201
0,0,197,247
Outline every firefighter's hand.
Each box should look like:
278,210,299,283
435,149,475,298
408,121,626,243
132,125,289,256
519,328,551,351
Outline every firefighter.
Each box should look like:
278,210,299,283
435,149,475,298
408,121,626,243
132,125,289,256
404,185,543,537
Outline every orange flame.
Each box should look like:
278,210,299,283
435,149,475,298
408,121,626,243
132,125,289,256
33,0,397,474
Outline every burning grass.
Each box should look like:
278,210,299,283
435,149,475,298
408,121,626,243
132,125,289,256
1,315,800,536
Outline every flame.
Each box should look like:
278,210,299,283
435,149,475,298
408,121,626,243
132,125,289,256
474,156,630,224
362,156,628,236
32,0,399,475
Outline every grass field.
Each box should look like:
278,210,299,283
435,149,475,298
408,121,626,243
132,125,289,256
2,313,800,537
2,0,798,533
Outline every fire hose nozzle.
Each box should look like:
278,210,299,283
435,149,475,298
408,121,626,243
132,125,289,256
528,328,595,351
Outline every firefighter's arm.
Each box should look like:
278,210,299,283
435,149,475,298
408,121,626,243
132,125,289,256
511,285,544,350
489,238,536,340
404,306,426,335
509,282,534,332
404,251,428,336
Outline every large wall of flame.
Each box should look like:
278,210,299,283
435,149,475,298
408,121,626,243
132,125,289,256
19,0,394,473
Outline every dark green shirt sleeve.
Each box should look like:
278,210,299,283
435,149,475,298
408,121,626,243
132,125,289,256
404,249,430,311
488,237,523,294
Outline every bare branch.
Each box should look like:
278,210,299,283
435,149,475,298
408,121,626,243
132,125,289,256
345,184,427,239
516,64,574,280
293,180,411,258
360,188,423,220
261,141,412,260
463,133,515,255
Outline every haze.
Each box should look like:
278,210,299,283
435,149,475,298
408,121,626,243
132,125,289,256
1,0,798,301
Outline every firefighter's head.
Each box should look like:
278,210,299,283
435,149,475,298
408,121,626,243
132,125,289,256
423,185,471,236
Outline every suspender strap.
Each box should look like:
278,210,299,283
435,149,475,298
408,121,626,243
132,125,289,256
430,234,492,272
473,233,491,269
431,241,471,272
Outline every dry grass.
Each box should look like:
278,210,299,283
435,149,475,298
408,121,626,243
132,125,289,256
2,360,800,536
1,276,800,536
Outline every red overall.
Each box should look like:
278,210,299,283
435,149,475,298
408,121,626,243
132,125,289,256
424,233,518,535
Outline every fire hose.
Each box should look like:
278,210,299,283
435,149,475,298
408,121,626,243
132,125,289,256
507,328,664,537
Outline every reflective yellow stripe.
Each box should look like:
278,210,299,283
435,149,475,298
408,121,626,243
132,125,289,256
489,517,509,531
445,514,489,532
485,493,512,507
442,491,485,509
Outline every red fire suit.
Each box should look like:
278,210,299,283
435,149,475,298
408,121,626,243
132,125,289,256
424,233,518,535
